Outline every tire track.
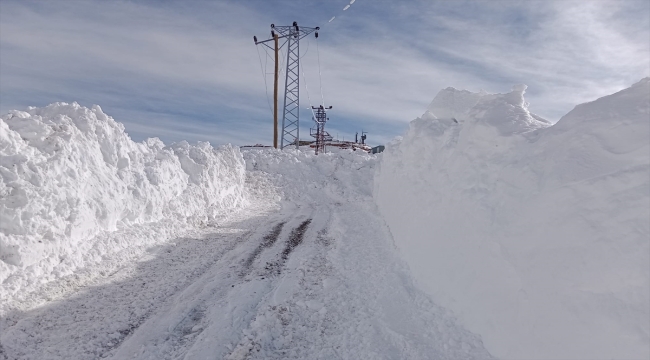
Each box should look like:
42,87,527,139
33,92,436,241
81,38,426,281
110,217,311,359
261,219,312,277
281,219,312,260
101,230,253,357
242,222,286,275
110,215,303,359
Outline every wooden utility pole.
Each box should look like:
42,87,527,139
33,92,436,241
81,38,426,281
273,33,279,149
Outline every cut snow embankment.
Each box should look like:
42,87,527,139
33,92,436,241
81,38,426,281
375,79,650,359
0,103,248,302
242,147,377,205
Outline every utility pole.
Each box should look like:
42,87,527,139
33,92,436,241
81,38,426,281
254,22,320,149
273,33,279,148
310,105,333,155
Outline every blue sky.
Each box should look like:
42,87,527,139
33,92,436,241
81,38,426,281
1,0,648,147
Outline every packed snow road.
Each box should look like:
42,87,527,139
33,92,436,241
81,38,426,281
0,150,492,359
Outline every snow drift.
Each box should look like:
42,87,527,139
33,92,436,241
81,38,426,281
243,147,377,205
375,79,650,359
0,103,248,299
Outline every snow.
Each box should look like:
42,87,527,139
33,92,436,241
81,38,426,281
1,78,647,359
375,78,650,359
1,143,491,359
0,102,248,302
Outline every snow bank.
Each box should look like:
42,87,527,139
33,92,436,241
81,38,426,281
0,103,248,299
242,147,377,204
375,79,650,359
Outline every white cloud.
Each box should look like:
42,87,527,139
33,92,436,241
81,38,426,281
1,0,648,146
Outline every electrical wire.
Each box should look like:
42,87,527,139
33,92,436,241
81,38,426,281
256,45,274,117
299,56,317,120
321,0,358,27
316,37,325,106
300,38,310,59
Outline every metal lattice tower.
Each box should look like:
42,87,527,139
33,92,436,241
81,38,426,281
270,22,319,149
310,105,333,155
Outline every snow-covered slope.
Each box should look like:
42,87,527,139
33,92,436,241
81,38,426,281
375,79,650,359
0,103,248,300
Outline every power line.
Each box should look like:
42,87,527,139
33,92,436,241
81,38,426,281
324,0,359,26
255,45,274,117
316,37,325,107
299,56,317,120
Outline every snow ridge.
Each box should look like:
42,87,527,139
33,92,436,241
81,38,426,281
375,79,650,359
0,103,248,300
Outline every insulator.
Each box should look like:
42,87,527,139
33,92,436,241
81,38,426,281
315,32,318,38
253,36,257,43
271,30,275,37
293,21,297,26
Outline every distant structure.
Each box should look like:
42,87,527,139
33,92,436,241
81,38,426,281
354,131,367,145
326,131,371,152
310,105,333,155
254,22,320,149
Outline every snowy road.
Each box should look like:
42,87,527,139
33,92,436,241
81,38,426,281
1,151,492,359
3,81,648,360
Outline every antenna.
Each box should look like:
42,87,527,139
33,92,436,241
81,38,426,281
254,22,320,149
310,105,333,155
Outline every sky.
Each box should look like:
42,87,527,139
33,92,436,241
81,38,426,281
1,0,649,147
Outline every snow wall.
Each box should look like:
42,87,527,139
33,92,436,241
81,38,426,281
243,147,377,205
375,78,650,359
0,103,248,299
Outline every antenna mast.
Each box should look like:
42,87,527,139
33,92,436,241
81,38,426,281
310,105,333,155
